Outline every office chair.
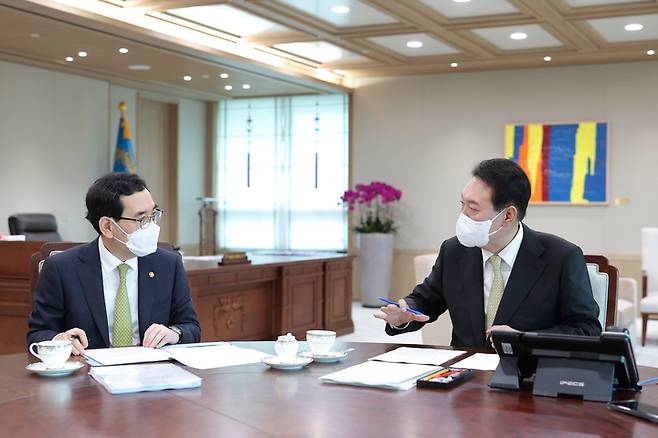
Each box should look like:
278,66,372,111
8,213,62,241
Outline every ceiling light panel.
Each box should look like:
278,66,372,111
587,14,658,43
562,0,640,7
418,0,518,19
367,33,458,56
471,24,562,50
167,4,290,37
278,0,397,27
274,41,366,64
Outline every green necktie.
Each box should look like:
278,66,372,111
486,254,504,330
112,263,133,347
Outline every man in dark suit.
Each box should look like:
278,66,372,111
375,158,601,348
28,173,200,354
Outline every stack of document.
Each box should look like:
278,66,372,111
84,343,269,370
451,353,500,371
89,363,201,394
369,347,466,366
84,347,172,366
319,361,440,390
164,343,269,369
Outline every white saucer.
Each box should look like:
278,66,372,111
26,360,84,377
299,350,349,363
262,355,313,370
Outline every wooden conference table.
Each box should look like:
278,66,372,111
0,342,656,437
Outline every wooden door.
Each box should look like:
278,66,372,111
137,98,178,245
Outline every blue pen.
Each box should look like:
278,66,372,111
637,376,658,386
378,297,426,316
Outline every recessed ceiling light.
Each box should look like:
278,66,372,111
30,33,40,38
625,23,643,32
224,85,233,91
453,0,471,2
77,51,88,58
544,56,552,62
128,64,151,71
183,75,192,81
219,73,229,79
406,41,423,49
331,5,350,14
648,49,656,56
65,56,74,62
118,47,129,54
242,84,251,89
510,32,527,40
450,62,459,68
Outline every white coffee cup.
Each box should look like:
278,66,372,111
29,340,72,369
306,330,336,355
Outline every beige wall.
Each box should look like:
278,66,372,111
0,59,208,247
0,59,109,241
351,61,658,302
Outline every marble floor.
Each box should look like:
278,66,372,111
338,302,658,368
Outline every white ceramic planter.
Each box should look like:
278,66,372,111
358,232,394,307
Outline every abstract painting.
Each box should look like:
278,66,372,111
505,122,608,204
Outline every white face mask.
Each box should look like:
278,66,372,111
111,220,160,257
455,208,506,248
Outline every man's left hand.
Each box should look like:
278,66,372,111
142,324,179,348
486,325,520,351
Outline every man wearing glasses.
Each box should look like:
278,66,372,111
27,173,200,354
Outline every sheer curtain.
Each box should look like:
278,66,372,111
217,94,348,251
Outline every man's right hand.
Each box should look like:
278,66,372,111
374,299,430,328
53,328,89,355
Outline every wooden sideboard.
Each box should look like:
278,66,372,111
184,254,354,342
0,242,354,354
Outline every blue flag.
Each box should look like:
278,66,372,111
112,101,136,173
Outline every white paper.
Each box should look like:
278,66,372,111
319,361,440,390
369,347,466,366
83,346,172,366
90,363,201,394
166,344,269,369
451,353,500,371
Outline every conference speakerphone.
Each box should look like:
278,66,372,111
489,330,640,402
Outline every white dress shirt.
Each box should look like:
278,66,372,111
481,223,524,317
98,238,140,345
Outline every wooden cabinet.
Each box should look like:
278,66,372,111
0,242,43,354
0,243,354,354
186,255,354,342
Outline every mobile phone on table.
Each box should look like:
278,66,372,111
607,400,658,423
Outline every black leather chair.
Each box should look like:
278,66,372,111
8,214,62,241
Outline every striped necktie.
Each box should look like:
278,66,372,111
486,254,504,330
112,263,133,347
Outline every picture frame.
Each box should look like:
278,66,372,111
505,121,608,205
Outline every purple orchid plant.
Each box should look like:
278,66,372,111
340,181,402,233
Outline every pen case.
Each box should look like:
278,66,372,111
416,368,475,389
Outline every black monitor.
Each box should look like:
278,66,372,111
489,330,640,402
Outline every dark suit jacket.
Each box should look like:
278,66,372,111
27,239,201,348
386,224,602,348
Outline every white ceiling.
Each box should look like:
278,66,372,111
168,4,290,37
562,0,643,7
367,33,458,57
587,14,658,42
274,41,368,63
418,0,519,19
4,0,658,88
277,0,398,27
471,24,564,50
